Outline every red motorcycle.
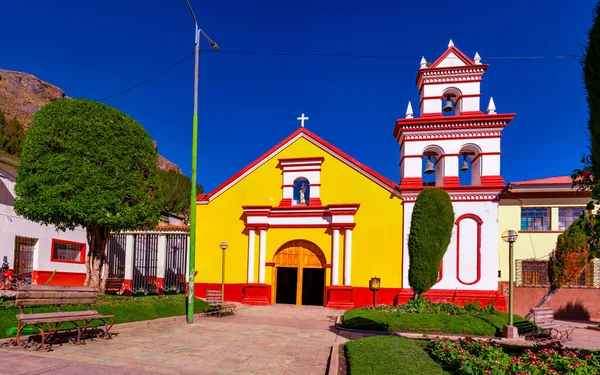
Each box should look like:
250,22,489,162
0,257,31,290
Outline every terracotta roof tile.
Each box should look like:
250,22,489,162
510,176,573,186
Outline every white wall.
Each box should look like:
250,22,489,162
402,200,499,291
0,162,87,274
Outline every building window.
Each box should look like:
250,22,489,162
14,236,37,274
558,207,586,231
51,239,86,264
520,208,550,231
521,260,549,286
293,178,310,206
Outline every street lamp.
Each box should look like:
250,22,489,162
185,0,219,325
219,242,228,299
501,229,519,338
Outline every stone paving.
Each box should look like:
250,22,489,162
0,304,346,375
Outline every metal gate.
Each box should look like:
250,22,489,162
132,234,159,294
164,234,188,293
107,234,126,279
14,236,37,274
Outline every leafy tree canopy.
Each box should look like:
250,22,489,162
158,169,203,216
408,188,455,298
14,98,162,232
0,109,25,156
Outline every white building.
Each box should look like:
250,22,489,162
0,151,88,285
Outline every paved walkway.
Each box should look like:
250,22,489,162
0,304,346,375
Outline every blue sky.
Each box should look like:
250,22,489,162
0,0,595,191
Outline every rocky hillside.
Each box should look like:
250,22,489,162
0,69,181,172
0,69,65,126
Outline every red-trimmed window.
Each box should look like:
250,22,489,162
51,239,86,264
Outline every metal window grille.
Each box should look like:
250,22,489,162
164,234,188,293
53,241,83,262
107,234,126,279
521,260,549,286
132,234,159,294
14,236,37,274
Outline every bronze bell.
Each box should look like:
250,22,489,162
460,156,469,172
424,157,436,174
443,97,454,113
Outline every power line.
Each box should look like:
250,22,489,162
97,49,580,101
98,51,194,102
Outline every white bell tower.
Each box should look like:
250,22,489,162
394,41,516,301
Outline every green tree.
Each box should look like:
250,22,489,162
14,98,161,291
158,169,203,216
585,2,600,177
525,214,598,318
408,188,455,299
0,110,25,156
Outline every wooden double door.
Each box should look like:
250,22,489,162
272,240,326,306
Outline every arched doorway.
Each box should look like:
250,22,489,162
272,240,326,306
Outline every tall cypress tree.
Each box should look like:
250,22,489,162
584,2,600,175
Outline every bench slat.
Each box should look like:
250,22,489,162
18,285,98,292
16,291,98,299
16,298,97,307
17,311,102,320
18,314,114,325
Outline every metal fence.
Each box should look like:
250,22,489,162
107,234,126,279
164,234,188,293
132,234,159,294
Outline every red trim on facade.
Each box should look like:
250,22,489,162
400,134,502,145
480,175,505,186
393,113,515,139
194,283,246,302
284,167,321,173
399,154,422,166
399,177,422,189
279,156,325,164
32,270,86,286
265,262,276,267
443,176,460,187
241,283,271,305
281,184,294,188
428,46,478,69
199,128,399,202
459,110,484,115
155,277,165,293
326,286,355,309
330,223,356,230
437,262,444,283
50,239,86,264
323,264,332,268
121,279,133,296
455,214,483,286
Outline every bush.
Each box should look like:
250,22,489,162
408,188,454,298
428,337,600,375
362,297,496,315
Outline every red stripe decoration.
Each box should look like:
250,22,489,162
455,213,483,285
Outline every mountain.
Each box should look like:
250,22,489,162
0,68,181,172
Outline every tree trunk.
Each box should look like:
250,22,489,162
524,284,560,320
84,225,111,293
413,292,420,301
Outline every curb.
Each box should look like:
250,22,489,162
327,343,344,375
586,325,600,332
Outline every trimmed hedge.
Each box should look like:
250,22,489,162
408,188,454,297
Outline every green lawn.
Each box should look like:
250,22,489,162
342,309,527,337
0,294,209,339
345,336,448,375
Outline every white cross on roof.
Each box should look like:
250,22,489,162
297,113,309,128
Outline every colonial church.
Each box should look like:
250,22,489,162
195,41,513,309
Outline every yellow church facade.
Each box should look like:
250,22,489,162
196,128,404,308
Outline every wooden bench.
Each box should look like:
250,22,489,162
105,279,124,295
522,307,573,345
11,285,114,351
204,289,236,317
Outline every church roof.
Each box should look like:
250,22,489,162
198,128,399,202
429,45,477,68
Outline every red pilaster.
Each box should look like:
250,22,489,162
155,277,165,294
399,177,422,189
480,175,504,187
443,176,460,187
121,279,133,296
242,283,271,305
326,286,355,309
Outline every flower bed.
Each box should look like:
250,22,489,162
362,297,497,315
427,337,600,375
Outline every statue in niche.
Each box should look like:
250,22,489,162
299,183,307,205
